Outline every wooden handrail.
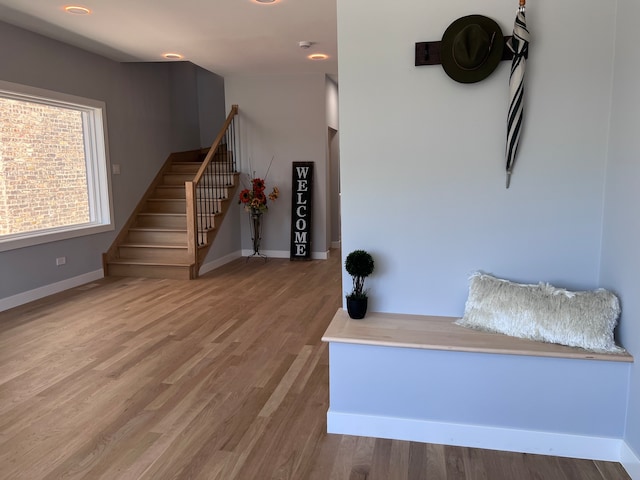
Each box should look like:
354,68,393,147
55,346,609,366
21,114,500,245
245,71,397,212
193,104,238,185
186,104,240,273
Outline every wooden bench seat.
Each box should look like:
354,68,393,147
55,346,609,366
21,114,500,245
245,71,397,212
322,308,633,363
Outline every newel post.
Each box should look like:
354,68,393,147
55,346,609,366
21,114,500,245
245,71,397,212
185,181,198,277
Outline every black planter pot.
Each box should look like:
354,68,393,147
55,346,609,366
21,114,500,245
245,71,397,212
346,296,368,319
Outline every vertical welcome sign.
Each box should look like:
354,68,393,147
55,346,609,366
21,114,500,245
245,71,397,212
290,162,314,260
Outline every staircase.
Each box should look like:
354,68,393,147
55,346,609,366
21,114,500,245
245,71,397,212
103,106,240,280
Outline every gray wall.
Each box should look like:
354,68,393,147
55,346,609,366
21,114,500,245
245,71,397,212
197,68,226,148
601,0,640,460
169,62,201,151
168,61,227,151
0,21,227,299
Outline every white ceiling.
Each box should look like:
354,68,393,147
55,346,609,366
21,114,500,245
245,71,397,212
0,0,338,77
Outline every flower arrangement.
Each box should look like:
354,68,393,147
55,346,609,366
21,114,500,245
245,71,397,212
239,176,279,215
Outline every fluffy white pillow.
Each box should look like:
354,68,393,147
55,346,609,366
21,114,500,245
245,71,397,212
456,273,624,353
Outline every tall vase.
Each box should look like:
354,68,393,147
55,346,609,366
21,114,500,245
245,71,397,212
248,211,267,261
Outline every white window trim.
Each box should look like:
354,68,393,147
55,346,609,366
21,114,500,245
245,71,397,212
0,80,114,252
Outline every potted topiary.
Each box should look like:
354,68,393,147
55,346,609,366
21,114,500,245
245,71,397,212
345,249,375,319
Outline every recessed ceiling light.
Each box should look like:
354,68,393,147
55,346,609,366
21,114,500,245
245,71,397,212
308,53,329,61
64,5,91,15
163,53,184,60
254,0,277,4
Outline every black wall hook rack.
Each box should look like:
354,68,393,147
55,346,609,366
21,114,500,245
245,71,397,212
415,36,514,66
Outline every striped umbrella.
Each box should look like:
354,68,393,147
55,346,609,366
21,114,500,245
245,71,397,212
505,0,530,188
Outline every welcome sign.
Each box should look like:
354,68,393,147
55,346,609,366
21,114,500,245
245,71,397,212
290,162,314,260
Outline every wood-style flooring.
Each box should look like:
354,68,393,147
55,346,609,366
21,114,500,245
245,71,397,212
0,251,631,479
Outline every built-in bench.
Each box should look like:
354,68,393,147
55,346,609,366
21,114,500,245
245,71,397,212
322,308,634,463
323,308,633,362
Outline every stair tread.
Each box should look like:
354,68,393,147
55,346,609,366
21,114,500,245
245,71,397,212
137,212,219,217
120,243,188,249
108,259,192,267
138,212,186,216
129,227,187,232
155,186,232,190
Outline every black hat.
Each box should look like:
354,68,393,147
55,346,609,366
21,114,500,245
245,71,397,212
441,15,504,84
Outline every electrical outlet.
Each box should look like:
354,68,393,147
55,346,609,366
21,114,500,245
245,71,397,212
56,257,66,266
112,164,121,175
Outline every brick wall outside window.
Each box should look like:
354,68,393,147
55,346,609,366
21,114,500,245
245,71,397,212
0,98,90,235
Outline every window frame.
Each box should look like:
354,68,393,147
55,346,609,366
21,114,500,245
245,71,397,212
0,80,114,252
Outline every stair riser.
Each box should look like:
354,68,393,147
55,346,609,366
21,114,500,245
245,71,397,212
169,163,201,174
169,162,235,174
212,164,236,173
153,188,231,201
197,215,217,231
134,215,216,231
163,173,237,186
153,187,186,199
196,189,230,202
127,230,187,244
107,263,193,280
209,153,234,164
118,246,190,263
206,174,237,186
193,199,225,214
135,215,187,229
144,200,226,218
146,200,186,214
170,150,205,163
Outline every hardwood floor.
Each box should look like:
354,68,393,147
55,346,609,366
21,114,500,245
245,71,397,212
0,251,631,479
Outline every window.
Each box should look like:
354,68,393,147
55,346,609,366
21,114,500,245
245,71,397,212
0,81,113,252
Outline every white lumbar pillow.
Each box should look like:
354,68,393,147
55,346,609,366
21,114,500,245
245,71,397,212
456,273,624,353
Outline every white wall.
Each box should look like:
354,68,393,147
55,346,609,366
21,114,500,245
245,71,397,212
328,128,341,246
326,77,339,130
337,0,615,315
337,0,640,470
326,77,341,248
601,0,640,463
224,74,330,257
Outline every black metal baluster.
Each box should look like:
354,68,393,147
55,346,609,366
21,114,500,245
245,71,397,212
214,147,220,213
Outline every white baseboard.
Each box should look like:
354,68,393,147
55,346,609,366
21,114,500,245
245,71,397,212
199,250,243,275
198,248,330,275
0,248,329,312
327,410,624,463
241,249,329,260
621,442,640,479
0,269,104,312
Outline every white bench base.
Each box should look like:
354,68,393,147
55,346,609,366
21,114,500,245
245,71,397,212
322,308,635,464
